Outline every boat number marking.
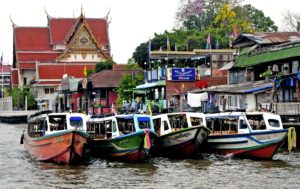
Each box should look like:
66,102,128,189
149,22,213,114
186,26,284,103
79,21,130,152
255,135,272,140
54,137,64,143
118,139,129,144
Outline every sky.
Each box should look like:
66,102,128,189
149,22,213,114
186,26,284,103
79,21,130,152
0,0,300,65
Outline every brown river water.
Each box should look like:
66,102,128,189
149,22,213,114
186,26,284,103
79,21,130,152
0,123,300,189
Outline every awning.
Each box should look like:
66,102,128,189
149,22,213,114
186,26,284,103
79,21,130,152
219,61,233,70
136,80,166,89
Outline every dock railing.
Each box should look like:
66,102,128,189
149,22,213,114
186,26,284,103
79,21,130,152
0,97,12,112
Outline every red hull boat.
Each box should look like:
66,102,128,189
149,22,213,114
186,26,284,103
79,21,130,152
23,130,89,164
21,111,90,164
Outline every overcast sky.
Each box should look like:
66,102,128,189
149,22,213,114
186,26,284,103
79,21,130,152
0,0,300,65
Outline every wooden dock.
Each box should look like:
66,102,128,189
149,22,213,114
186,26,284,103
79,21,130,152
0,110,38,124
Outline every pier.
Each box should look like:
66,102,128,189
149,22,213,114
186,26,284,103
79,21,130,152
0,110,38,124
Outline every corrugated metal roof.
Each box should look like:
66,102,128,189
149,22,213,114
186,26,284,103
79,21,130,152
234,42,300,68
238,32,300,45
189,80,273,94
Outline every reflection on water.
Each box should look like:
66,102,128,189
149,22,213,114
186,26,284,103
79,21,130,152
1,123,300,188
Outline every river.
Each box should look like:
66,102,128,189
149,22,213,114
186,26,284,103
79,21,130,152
0,122,300,189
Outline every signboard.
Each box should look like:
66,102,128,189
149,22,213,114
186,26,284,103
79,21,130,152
171,68,195,81
151,69,158,81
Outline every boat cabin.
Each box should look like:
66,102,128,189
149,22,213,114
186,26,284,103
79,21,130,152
87,114,154,140
152,112,206,136
205,111,284,135
27,112,87,137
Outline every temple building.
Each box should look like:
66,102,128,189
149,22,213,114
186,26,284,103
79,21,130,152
11,11,111,110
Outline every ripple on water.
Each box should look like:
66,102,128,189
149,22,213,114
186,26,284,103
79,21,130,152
1,123,300,188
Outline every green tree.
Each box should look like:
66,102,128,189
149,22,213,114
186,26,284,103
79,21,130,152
115,73,144,106
95,59,116,73
176,0,277,32
87,69,95,76
235,4,277,32
10,87,37,110
176,0,243,30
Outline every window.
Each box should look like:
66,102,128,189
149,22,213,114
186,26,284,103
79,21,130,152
70,117,83,128
246,114,266,130
100,90,106,99
190,117,203,126
239,119,248,129
292,61,299,73
268,119,280,128
153,118,161,134
23,77,27,85
44,88,55,94
163,121,169,131
228,95,238,108
138,117,151,129
49,115,67,131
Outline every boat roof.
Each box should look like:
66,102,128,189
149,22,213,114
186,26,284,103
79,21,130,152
88,113,152,122
205,111,277,118
153,112,205,118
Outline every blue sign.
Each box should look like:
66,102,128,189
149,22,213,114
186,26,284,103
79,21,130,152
171,68,195,81
152,69,158,81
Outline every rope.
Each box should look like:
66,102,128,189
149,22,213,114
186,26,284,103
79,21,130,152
288,127,297,153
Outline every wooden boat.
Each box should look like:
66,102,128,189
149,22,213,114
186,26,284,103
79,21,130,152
204,111,288,159
151,112,210,158
21,111,90,164
86,114,157,163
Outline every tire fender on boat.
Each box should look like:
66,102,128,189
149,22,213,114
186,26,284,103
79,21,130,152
20,130,24,144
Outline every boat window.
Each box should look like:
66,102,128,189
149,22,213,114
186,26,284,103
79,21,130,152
87,121,108,139
239,119,248,129
246,115,266,130
206,117,238,134
28,117,45,137
153,118,161,135
163,121,169,131
190,117,203,126
106,121,112,132
112,121,117,132
116,118,135,134
138,117,151,129
106,120,112,138
70,117,83,129
168,114,187,130
268,119,280,128
49,115,67,131
138,120,150,129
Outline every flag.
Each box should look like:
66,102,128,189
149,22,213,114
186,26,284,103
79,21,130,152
216,40,219,49
111,103,117,115
167,36,170,51
147,102,152,116
206,34,211,49
233,25,238,39
229,32,234,48
148,38,151,53
0,52,3,72
83,65,87,77
144,128,151,150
